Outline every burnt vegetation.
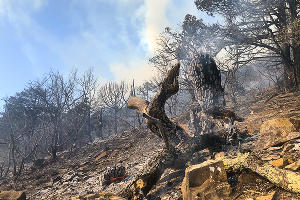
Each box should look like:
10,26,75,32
0,0,299,199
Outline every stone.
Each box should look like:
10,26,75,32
71,192,126,200
269,158,284,167
255,118,300,150
261,154,281,161
285,159,300,171
84,194,95,200
0,190,26,200
95,151,107,161
214,152,225,159
181,160,231,200
255,191,277,200
268,146,282,151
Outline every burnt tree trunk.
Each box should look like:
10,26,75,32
190,54,224,108
127,62,223,199
128,63,184,146
189,54,225,136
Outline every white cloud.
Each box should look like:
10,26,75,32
32,0,46,10
0,0,46,23
139,0,223,55
110,60,157,85
140,0,170,53
0,0,207,87
109,1,203,83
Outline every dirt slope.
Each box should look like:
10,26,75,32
1,89,300,200
0,129,164,200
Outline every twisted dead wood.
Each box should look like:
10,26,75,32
128,63,182,144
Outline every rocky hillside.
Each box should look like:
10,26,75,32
236,90,300,134
0,89,300,200
0,129,164,199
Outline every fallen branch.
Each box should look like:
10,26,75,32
218,153,300,194
127,97,149,114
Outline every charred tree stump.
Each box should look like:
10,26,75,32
190,54,224,109
189,54,225,136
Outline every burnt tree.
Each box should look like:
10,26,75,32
189,54,225,136
127,62,224,198
195,0,300,90
127,58,295,198
191,54,224,107
128,63,185,148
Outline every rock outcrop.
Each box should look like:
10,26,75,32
181,160,231,200
0,190,26,200
255,118,300,150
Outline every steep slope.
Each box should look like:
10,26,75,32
1,89,300,200
236,90,300,134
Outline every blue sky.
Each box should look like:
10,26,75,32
0,0,221,109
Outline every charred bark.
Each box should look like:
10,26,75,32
189,54,226,136
190,54,224,109
128,63,184,146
